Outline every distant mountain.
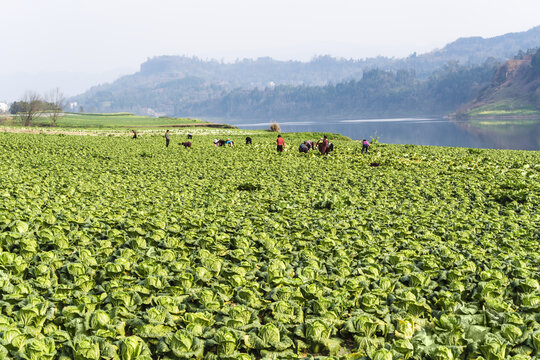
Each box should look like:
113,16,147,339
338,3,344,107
71,56,367,115
456,48,540,117
71,26,540,118
411,26,540,71
357,25,540,76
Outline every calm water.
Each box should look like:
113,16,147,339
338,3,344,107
227,117,540,151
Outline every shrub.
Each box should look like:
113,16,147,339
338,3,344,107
269,122,281,132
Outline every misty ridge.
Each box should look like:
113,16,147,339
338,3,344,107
71,25,540,119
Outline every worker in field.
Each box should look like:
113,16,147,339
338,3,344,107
305,139,314,150
317,135,329,155
276,134,285,152
299,142,309,153
246,137,252,145
165,130,170,147
326,142,334,155
132,130,137,139
362,139,370,154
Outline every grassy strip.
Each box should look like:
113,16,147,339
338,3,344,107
467,101,540,118
1,112,211,129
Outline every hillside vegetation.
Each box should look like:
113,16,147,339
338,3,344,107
182,62,497,120
0,130,539,359
457,49,540,117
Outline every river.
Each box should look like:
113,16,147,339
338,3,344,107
226,117,540,151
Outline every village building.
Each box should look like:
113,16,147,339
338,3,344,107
0,103,9,114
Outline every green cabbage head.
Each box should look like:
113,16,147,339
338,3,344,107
215,328,237,355
500,324,522,343
22,338,56,360
260,323,280,346
432,346,454,360
168,330,204,358
72,335,100,360
372,348,393,360
306,320,331,341
89,310,110,330
480,333,507,360
120,336,152,360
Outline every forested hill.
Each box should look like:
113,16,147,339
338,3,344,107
71,26,540,117
182,61,499,120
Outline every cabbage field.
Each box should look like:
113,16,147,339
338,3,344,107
0,131,539,360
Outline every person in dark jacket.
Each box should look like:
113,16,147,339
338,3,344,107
165,130,170,147
299,143,309,153
326,142,334,155
246,136,252,145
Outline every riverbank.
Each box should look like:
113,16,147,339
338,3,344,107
453,113,540,120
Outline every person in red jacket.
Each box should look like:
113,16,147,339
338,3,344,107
276,135,285,152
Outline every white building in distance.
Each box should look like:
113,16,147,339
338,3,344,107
0,103,9,114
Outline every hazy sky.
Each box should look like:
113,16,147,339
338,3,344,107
1,0,539,100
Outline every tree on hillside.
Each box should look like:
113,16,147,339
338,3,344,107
531,48,540,75
531,49,540,108
46,88,65,127
16,92,44,126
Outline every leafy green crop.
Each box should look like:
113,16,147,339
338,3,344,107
0,131,538,359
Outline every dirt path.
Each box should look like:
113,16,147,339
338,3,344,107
1,125,256,137
1,127,121,136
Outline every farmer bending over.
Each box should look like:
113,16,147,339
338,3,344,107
317,135,329,155
362,139,370,154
